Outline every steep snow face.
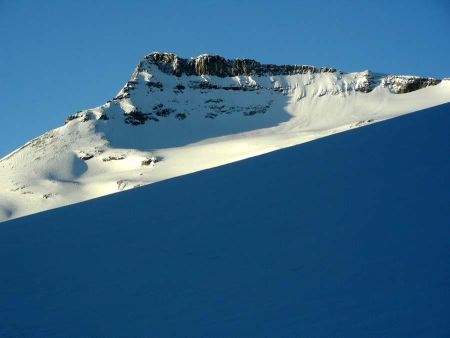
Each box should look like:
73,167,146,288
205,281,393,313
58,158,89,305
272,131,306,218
1,103,450,337
1,52,449,222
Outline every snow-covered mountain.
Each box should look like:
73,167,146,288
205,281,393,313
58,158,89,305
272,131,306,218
2,103,450,337
1,52,449,221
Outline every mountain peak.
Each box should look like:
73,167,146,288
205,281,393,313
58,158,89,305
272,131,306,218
0,51,448,222
142,52,337,77
134,52,441,94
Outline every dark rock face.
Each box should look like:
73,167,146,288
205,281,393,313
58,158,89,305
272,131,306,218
64,114,78,124
98,113,109,121
141,156,160,166
79,153,94,161
115,52,443,102
355,72,441,94
354,71,380,93
102,155,125,162
146,81,163,91
383,76,441,94
144,52,336,77
143,52,441,94
123,104,178,125
174,84,185,92
124,110,159,125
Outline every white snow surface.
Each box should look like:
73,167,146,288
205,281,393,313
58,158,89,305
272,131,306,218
1,55,449,222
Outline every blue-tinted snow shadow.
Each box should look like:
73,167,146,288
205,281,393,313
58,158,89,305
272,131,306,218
1,103,449,337
96,90,291,150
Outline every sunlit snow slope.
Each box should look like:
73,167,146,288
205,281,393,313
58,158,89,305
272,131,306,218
1,52,449,221
1,103,449,337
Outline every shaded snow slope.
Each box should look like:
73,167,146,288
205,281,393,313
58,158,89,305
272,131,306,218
1,103,449,337
1,53,449,221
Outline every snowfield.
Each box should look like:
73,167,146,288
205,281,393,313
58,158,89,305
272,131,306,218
0,53,449,221
1,103,449,337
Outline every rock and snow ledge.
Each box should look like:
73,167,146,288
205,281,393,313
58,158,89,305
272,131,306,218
0,52,449,221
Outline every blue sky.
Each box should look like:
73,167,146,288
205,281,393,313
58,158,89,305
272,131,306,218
0,0,449,157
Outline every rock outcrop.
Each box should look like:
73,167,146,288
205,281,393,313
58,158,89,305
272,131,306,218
143,52,336,77
355,71,441,94
381,76,441,94
139,52,441,94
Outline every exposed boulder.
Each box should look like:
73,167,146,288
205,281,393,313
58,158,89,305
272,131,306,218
141,156,160,166
102,155,125,162
79,153,94,161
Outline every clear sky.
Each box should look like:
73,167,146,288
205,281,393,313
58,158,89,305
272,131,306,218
0,0,449,157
